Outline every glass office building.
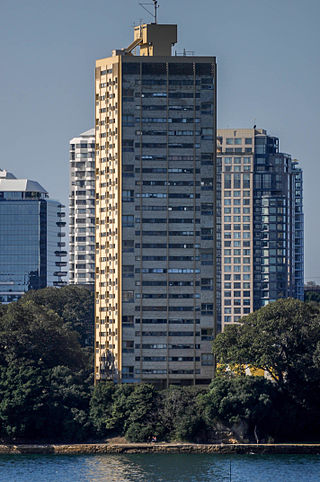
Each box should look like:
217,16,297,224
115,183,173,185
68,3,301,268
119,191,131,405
0,169,67,303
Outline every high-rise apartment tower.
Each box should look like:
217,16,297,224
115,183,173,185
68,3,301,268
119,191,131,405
217,128,304,328
69,129,96,286
0,169,67,303
95,23,218,385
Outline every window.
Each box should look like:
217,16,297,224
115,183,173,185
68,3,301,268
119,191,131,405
201,128,213,140
123,165,134,178
123,265,134,278
123,114,134,126
122,215,134,227
201,203,213,215
123,240,134,253
201,353,214,366
201,278,213,290
201,252,213,265
123,139,134,152
201,228,213,240
122,315,134,326
123,291,134,302
201,103,213,114
122,190,134,202
201,328,213,340
201,304,213,316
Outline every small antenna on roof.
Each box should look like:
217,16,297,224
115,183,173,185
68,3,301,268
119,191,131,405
139,0,159,24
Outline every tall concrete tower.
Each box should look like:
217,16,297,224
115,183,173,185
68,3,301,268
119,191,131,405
94,23,218,385
69,129,95,286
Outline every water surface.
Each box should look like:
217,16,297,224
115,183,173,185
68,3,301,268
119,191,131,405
0,453,319,481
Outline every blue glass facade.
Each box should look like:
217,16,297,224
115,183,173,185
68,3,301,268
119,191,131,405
0,200,45,301
0,178,66,303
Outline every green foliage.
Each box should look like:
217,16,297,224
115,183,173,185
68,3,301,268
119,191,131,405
23,285,94,347
213,298,320,395
90,383,160,442
305,290,320,303
0,290,93,442
45,366,93,441
1,293,320,444
202,376,279,441
0,361,48,439
0,299,86,370
160,386,206,442
89,382,116,436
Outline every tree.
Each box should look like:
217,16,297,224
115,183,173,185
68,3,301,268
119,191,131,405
45,366,93,441
23,285,94,347
213,298,320,399
0,361,48,440
0,300,86,370
160,386,206,442
201,376,280,442
89,382,116,437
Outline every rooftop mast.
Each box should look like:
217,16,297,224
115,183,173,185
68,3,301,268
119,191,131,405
139,0,159,24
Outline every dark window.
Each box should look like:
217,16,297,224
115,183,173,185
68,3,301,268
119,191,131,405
196,63,212,75
142,63,166,75
168,63,193,75
122,63,140,74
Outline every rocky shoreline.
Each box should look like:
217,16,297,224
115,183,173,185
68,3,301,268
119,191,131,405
1,443,320,455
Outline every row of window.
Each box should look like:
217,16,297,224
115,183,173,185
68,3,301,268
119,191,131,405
134,231,202,237
224,225,251,231
134,168,200,174
135,129,209,136
134,193,201,199
224,249,251,255
134,344,200,349
134,243,200,249
133,117,201,124
134,255,201,261
135,294,200,299
135,181,200,186
135,268,201,273
224,265,251,272
135,218,201,224
224,216,251,221
134,205,201,211
134,318,200,324
135,142,201,149
223,138,252,145
135,356,200,362
121,62,213,76
137,92,201,98
224,208,250,214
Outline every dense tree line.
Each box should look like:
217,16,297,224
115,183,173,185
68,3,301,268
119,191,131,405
0,289,320,443
0,286,93,442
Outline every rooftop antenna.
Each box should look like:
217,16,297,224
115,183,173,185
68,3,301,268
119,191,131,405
139,0,159,24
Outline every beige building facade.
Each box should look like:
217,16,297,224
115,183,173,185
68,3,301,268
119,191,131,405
94,23,219,385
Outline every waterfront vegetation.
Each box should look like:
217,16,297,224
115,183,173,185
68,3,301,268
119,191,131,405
0,289,320,444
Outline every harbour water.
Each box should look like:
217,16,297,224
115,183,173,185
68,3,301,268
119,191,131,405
0,453,320,481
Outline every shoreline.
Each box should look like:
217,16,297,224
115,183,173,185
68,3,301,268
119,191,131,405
1,443,320,455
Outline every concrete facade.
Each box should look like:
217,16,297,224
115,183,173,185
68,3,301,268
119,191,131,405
94,23,219,385
69,129,95,286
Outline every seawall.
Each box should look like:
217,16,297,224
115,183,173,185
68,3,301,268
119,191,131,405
1,443,320,455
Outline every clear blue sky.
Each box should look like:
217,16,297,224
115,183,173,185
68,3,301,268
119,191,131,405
0,0,319,281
